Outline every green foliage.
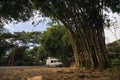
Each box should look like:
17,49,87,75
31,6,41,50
8,46,28,66
1,0,119,68
41,25,65,55
8,46,41,66
0,0,119,23
13,31,42,44
107,40,120,68
3,26,73,66
112,58,120,66
107,39,120,53
39,24,73,66
37,46,48,62
0,30,15,65
111,55,120,69
0,31,42,66
0,0,33,22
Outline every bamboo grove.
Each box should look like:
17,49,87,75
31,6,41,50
0,0,120,69
34,0,111,69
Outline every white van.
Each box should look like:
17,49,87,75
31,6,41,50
46,57,63,67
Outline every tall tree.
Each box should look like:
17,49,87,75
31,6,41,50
33,0,120,69
0,30,15,65
39,25,73,66
8,46,28,66
34,0,109,69
0,0,120,69
0,31,42,66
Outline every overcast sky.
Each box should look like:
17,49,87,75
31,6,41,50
4,12,120,44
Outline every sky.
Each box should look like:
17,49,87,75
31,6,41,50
3,13,120,44
104,11,120,43
4,17,51,33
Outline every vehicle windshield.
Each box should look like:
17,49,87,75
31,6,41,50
56,60,61,62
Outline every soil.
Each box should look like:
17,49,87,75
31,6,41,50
0,67,120,80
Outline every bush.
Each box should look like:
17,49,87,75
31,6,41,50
111,57,120,66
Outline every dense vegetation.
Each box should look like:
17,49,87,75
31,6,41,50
39,25,73,66
0,0,120,69
0,25,120,67
107,39,120,53
107,40,120,67
0,31,42,66
0,25,73,66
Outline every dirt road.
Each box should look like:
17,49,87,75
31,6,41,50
0,67,120,80
0,66,45,69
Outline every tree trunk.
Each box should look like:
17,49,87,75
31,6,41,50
38,0,111,69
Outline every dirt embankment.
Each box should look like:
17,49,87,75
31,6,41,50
0,67,120,80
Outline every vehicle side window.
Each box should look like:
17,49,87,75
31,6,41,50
54,60,56,63
51,60,53,63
